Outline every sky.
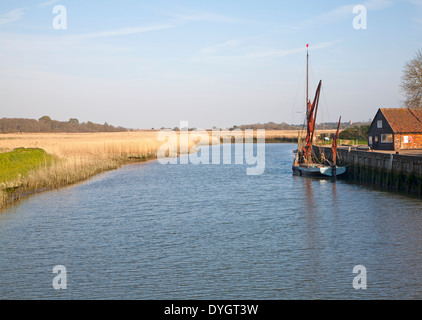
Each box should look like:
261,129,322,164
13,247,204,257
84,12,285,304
1,0,422,129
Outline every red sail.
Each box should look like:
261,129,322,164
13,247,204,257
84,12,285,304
302,80,322,159
302,101,312,154
332,116,341,165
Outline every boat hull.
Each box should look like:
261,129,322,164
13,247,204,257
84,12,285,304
292,164,346,178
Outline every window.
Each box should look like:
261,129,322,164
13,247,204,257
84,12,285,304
381,134,393,143
374,135,378,142
368,136,373,145
377,120,382,128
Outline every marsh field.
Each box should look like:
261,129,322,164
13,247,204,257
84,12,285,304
0,129,337,209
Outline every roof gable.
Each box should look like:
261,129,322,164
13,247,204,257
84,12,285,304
368,109,393,134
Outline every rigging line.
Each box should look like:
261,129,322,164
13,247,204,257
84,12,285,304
288,56,306,152
308,57,323,132
290,58,307,137
291,59,307,116
321,86,332,125
309,58,328,131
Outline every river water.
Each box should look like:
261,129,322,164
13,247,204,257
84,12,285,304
0,144,421,299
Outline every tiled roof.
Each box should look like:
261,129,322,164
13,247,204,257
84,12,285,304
380,108,422,133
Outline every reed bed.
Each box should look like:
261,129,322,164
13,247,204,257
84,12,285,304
264,129,338,140
0,132,175,209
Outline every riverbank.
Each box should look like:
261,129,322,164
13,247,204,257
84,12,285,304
0,132,169,210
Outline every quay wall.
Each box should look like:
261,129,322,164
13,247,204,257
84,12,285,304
313,146,422,197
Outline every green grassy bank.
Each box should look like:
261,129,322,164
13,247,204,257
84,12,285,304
0,148,54,207
0,148,53,185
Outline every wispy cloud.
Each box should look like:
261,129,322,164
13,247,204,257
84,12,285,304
243,40,343,59
38,0,61,7
193,39,343,63
406,0,422,6
167,9,245,24
69,23,177,40
364,0,395,10
0,8,26,25
295,0,394,29
199,40,242,55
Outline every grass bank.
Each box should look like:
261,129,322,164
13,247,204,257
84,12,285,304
0,148,54,208
0,148,53,185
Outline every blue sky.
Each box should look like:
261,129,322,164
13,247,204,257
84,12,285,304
1,0,422,129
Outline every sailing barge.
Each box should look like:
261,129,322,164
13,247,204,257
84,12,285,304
292,45,346,178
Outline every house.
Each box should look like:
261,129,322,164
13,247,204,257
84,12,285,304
368,108,422,151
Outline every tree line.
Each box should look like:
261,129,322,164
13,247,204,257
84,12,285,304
234,121,368,131
0,116,127,133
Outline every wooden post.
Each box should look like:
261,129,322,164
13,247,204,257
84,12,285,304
331,165,337,179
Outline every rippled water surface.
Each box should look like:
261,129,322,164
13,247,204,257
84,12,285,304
1,144,421,299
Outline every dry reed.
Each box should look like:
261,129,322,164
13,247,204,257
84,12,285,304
0,132,178,209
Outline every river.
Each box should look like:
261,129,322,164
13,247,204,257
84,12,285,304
0,144,421,299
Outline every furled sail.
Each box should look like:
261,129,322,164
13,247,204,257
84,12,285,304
302,80,322,160
332,116,341,165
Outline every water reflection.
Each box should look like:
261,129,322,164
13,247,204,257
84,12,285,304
304,178,315,213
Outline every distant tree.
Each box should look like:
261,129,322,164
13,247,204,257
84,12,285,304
0,117,127,133
39,115,52,121
338,125,370,140
401,49,422,108
69,118,79,124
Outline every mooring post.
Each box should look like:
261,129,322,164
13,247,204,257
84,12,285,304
331,165,337,180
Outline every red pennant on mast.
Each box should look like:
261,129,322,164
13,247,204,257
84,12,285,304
306,44,309,48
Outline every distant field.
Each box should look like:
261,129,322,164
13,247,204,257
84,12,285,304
264,129,339,139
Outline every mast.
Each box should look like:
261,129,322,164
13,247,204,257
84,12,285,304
300,43,322,162
306,44,309,108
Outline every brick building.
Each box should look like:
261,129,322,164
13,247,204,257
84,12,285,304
368,108,422,151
